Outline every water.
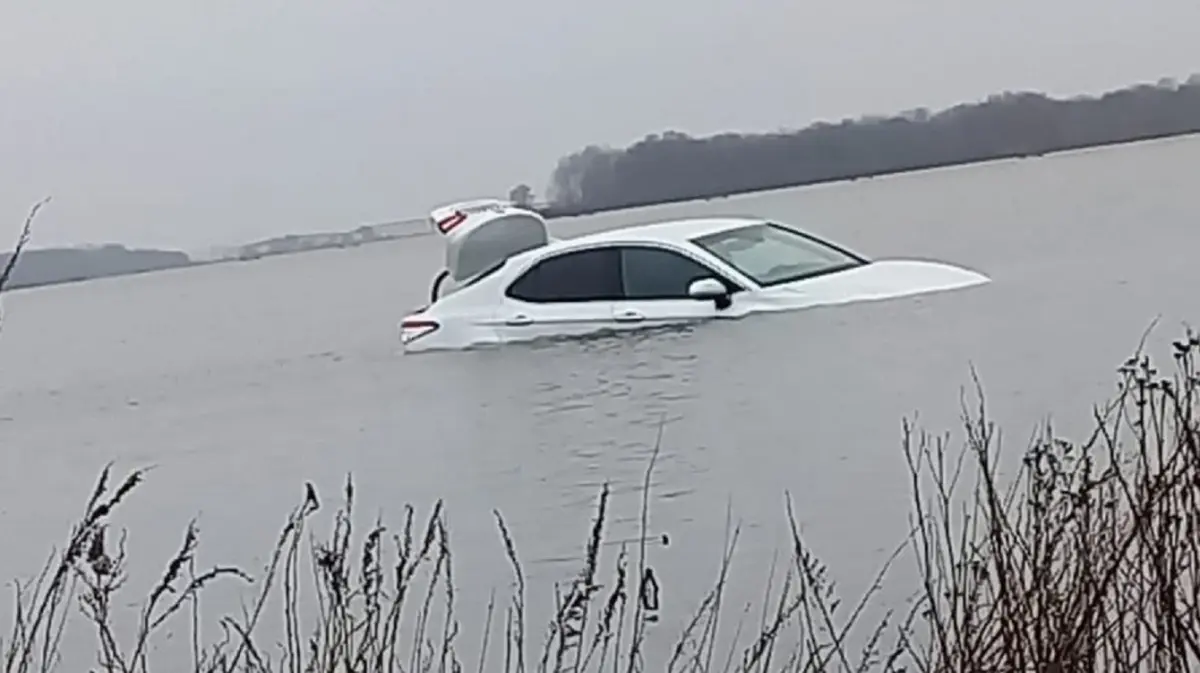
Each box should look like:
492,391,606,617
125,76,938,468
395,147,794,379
1,135,1199,669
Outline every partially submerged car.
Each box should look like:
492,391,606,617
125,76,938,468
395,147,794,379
400,207,989,353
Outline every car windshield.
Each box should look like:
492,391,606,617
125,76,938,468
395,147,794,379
690,222,866,287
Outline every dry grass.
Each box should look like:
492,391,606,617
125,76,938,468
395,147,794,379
3,329,1199,672
5,206,1200,671
0,198,49,303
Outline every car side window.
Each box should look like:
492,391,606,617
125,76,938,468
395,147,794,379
506,247,623,302
619,245,737,300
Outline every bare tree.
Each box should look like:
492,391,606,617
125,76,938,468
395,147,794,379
507,184,535,207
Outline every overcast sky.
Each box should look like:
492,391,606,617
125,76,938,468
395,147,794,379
1,0,1196,253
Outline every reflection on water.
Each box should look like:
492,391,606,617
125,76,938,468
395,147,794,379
2,136,1200,668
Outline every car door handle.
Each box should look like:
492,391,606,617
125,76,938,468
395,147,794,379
505,314,533,326
614,309,645,323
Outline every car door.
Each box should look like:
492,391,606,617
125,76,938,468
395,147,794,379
494,246,624,343
610,244,746,330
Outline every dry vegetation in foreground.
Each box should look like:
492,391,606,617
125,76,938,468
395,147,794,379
4,208,1200,671
4,337,1200,672
0,199,48,302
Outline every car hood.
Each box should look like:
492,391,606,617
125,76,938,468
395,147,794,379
759,259,989,307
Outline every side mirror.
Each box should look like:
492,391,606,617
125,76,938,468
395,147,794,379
687,278,732,310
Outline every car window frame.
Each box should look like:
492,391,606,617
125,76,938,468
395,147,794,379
503,241,749,304
613,242,746,300
503,245,624,303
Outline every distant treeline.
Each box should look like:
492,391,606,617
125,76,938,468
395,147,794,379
534,74,1200,216
0,245,192,290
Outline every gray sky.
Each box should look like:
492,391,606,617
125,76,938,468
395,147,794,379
2,0,1197,253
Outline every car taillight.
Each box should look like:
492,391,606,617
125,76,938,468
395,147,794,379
434,211,466,234
399,318,440,345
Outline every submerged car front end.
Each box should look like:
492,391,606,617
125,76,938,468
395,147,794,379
754,259,990,310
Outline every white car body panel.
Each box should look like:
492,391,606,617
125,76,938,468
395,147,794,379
745,259,988,312
492,298,620,344
399,215,990,353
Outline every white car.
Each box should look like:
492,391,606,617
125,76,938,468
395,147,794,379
399,204,989,353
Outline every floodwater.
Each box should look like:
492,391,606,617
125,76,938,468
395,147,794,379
2,135,1199,669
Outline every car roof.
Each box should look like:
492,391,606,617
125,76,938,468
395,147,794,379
541,215,767,252
578,216,767,245
488,216,776,274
